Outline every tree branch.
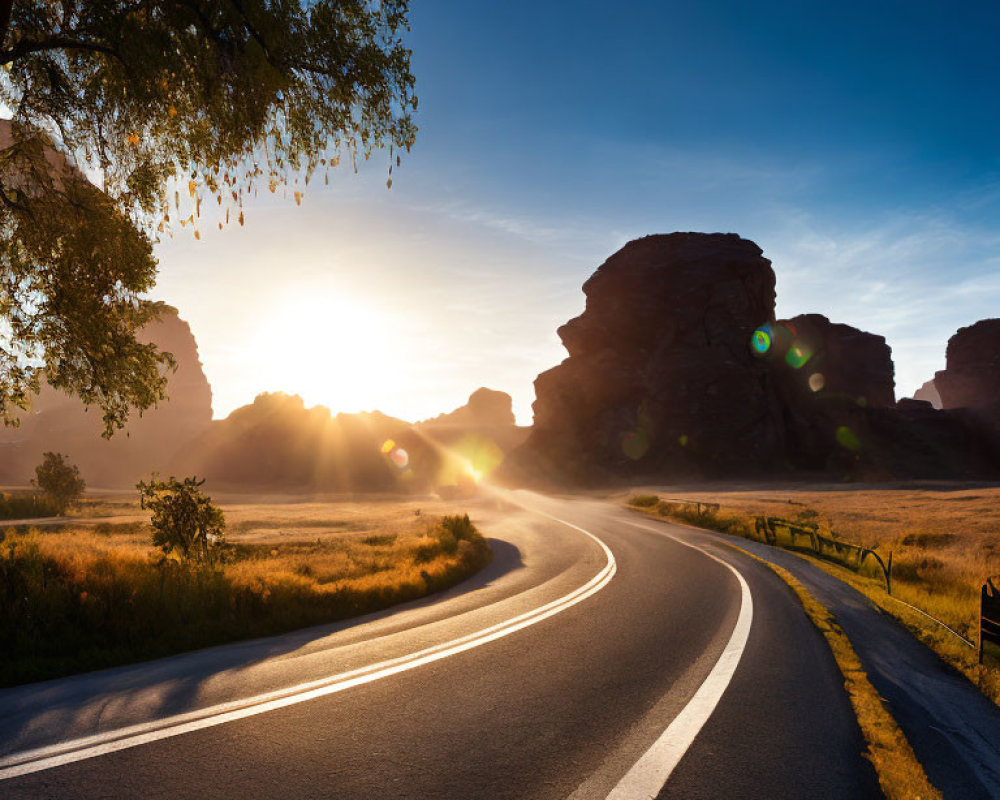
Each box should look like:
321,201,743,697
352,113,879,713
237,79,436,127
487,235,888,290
0,36,123,66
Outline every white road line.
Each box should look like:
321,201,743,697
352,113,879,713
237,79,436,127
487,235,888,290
605,520,754,800
0,514,615,781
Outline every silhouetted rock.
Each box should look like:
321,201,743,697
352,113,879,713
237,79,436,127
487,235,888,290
504,233,1000,485
421,388,516,428
764,314,899,473
935,319,1000,429
183,393,411,491
415,388,529,489
0,305,213,486
912,379,942,409
513,233,783,482
185,388,530,493
770,314,895,408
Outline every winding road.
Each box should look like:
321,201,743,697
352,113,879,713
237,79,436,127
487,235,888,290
0,491,881,799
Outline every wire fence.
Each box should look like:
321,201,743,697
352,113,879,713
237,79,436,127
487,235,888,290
983,577,1000,668
649,496,983,652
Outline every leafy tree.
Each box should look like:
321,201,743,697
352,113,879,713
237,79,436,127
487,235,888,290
32,450,86,513
0,2,417,434
138,475,227,563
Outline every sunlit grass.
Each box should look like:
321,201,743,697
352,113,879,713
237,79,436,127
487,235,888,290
0,501,492,686
627,487,1000,704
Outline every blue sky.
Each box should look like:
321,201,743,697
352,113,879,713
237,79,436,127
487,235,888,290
156,0,1000,423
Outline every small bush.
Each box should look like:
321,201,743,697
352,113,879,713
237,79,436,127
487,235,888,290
32,452,86,514
901,532,957,549
628,494,660,508
138,476,228,564
441,513,477,540
361,534,397,546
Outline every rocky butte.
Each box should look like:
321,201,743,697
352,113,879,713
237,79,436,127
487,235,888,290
934,319,1000,437
505,232,999,484
0,304,213,487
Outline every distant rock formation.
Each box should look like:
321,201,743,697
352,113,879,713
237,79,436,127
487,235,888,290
421,388,516,428
416,388,529,488
0,305,213,487
935,319,1000,430
912,379,942,409
181,393,412,491
185,388,528,493
504,233,1000,484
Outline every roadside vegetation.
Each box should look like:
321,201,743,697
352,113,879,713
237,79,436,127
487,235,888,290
0,496,492,687
728,543,942,800
0,492,62,520
627,488,1000,704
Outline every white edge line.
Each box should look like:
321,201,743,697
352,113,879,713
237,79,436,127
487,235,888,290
0,515,615,781
605,520,754,800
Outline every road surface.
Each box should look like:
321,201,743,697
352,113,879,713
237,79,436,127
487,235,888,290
0,491,880,799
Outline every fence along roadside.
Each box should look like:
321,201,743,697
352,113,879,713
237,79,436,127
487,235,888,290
653,497,984,653
983,578,1000,669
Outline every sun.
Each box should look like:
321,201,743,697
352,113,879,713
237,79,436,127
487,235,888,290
251,293,397,412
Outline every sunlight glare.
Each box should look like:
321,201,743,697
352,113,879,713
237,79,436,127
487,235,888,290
251,293,398,413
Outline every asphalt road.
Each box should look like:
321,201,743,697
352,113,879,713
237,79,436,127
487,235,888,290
0,491,881,799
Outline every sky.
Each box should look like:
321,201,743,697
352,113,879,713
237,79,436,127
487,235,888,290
154,0,1000,425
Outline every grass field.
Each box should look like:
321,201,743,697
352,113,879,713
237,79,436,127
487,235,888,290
625,483,1000,704
0,495,492,686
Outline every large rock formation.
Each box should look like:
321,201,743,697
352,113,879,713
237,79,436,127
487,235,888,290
0,305,213,486
935,319,1000,429
507,233,1000,484
521,233,783,481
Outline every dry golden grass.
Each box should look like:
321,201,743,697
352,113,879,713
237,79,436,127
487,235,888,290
0,497,492,685
626,484,1000,703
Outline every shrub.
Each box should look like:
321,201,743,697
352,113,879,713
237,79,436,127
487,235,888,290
628,494,660,508
137,476,228,564
32,452,86,514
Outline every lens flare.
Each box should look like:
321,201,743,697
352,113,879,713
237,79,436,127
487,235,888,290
390,447,409,468
835,426,861,451
808,373,825,392
380,439,396,455
751,326,772,355
622,430,650,460
679,434,689,447
785,343,812,369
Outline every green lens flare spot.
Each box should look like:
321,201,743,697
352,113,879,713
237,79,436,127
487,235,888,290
836,426,862,451
622,429,650,460
785,343,812,369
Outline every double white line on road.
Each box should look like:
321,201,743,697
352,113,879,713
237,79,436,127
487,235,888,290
604,519,754,800
0,515,616,781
